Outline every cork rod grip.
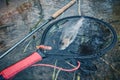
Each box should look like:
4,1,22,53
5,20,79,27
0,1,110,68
52,0,76,19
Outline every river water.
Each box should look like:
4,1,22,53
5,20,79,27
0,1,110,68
0,0,120,80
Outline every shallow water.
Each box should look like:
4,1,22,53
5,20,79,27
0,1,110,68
0,0,120,80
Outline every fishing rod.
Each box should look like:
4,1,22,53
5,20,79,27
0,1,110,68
0,0,76,59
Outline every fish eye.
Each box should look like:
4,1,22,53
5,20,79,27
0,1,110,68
59,41,64,45
61,42,64,45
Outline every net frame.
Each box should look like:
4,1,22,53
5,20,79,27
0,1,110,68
40,16,117,60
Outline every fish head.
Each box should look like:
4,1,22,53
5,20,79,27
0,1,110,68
59,38,70,50
59,34,75,50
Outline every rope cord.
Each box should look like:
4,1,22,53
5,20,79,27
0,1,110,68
32,61,80,72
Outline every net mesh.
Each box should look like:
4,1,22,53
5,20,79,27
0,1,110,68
41,16,113,58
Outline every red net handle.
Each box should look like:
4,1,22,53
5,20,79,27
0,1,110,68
0,52,42,80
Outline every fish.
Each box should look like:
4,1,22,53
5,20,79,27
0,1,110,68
59,18,84,50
